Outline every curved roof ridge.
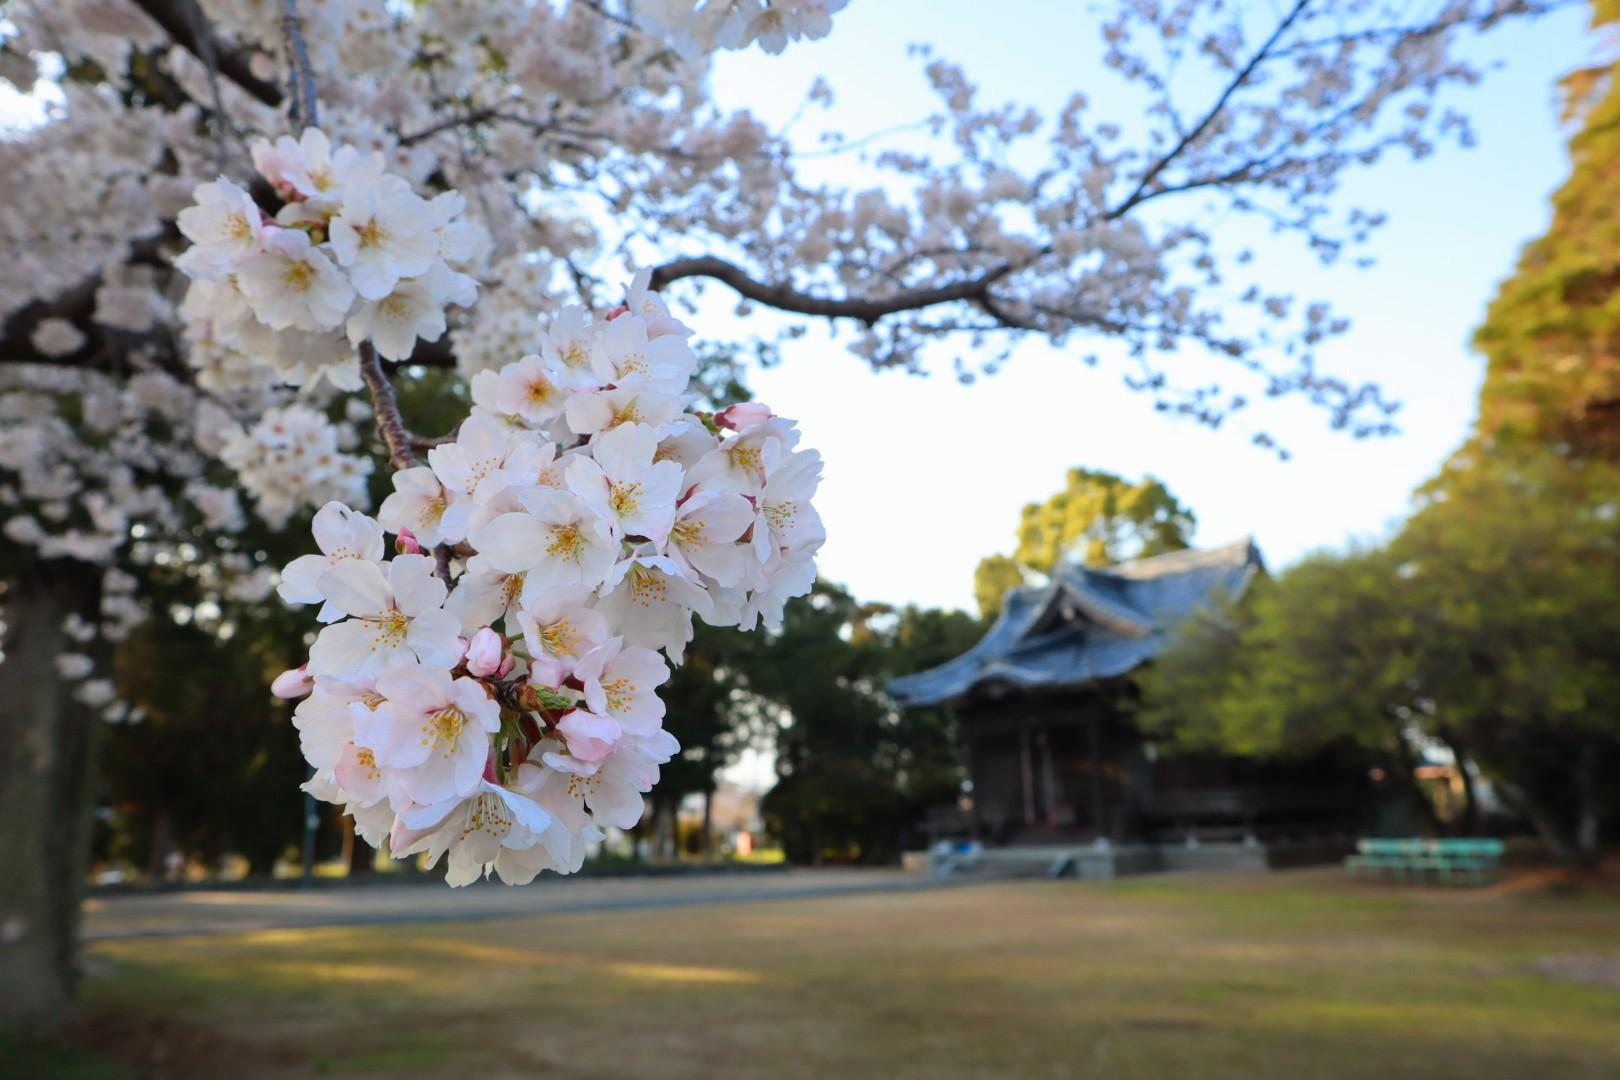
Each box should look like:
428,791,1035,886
1106,536,1260,580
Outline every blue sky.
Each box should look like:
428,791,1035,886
703,1,1597,613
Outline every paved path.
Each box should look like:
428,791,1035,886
84,868,939,942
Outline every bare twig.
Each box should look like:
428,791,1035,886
356,343,461,589
1113,0,1311,217
184,0,249,170
356,342,418,471
281,0,318,128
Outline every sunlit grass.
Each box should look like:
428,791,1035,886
76,869,1620,1079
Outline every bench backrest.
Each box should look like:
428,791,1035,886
1357,838,1503,858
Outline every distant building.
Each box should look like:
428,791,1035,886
889,539,1369,848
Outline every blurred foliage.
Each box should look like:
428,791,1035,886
972,468,1194,617
756,584,982,864
1147,25,1620,862
1474,20,1620,458
1140,448,1620,860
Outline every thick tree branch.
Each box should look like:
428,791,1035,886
648,255,1020,326
129,0,284,108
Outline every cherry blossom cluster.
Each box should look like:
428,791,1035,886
218,404,372,530
174,128,482,387
279,280,823,884
638,0,849,57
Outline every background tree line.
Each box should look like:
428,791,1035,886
1140,21,1620,864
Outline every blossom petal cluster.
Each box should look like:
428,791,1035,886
283,279,823,885
638,0,849,57
174,128,481,386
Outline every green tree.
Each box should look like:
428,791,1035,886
972,469,1194,617
1138,547,1440,831
754,584,981,864
1392,448,1620,860
1141,449,1620,861
1473,21,1620,458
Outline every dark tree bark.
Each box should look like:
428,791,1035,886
1435,727,1481,836
0,559,102,1029
341,813,374,876
1387,730,1443,835
701,787,713,856
1496,780,1582,866
1575,743,1602,864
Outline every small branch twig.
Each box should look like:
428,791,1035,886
356,342,418,471
281,0,318,128
1112,0,1310,218
185,0,249,171
409,431,459,450
356,342,459,590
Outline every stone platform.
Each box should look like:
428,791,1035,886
928,839,1352,881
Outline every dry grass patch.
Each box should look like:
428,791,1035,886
58,868,1620,1079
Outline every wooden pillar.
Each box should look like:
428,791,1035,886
1019,723,1037,827
1088,711,1106,837
953,707,983,841
1039,727,1060,828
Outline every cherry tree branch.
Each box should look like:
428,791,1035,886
1113,0,1310,217
281,0,319,127
128,0,284,108
356,342,419,471
356,343,464,588
647,255,1021,326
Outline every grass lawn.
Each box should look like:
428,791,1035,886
18,868,1620,1079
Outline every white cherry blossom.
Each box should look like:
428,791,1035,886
328,175,439,301
566,422,683,543
377,467,454,549
356,660,502,807
236,228,355,332
277,501,387,620
307,555,463,676
667,490,755,586
472,489,619,591
174,179,264,279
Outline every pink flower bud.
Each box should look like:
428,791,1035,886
605,303,631,320
466,627,504,677
556,709,622,763
270,664,313,700
249,51,277,82
395,527,424,555
716,401,773,431
528,658,569,689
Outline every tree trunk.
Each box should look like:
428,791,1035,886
0,559,101,1029
1436,728,1480,837
1496,780,1581,866
146,811,176,881
1388,730,1443,835
1575,743,1601,865
342,812,374,875
701,787,713,857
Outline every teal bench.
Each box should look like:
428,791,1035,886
1344,838,1504,886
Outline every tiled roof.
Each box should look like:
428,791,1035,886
887,538,1262,708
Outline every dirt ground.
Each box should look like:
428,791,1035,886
13,866,1620,1079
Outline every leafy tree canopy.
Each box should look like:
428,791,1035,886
972,468,1194,618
